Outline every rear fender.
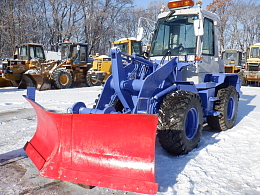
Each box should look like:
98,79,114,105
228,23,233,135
204,73,241,97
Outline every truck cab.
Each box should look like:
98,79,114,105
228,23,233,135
149,2,224,84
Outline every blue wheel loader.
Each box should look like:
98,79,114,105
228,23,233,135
23,1,241,194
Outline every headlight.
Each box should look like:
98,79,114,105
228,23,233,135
179,55,186,62
187,54,195,62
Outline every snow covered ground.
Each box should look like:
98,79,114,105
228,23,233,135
1,85,260,195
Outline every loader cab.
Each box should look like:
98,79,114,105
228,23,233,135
221,49,243,73
113,38,142,55
18,43,46,61
149,2,223,83
60,42,88,63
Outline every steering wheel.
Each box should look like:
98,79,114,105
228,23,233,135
179,45,185,52
174,44,185,53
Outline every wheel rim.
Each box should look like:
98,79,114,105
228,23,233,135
185,108,198,139
91,79,99,85
227,96,235,120
60,74,69,85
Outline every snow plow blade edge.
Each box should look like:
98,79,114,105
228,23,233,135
23,96,158,194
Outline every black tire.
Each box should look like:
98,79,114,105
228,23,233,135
157,91,203,155
51,68,72,89
238,70,246,86
85,71,100,87
207,85,238,131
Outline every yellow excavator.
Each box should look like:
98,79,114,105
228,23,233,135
0,43,46,87
86,38,143,86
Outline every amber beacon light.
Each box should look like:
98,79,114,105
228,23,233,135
168,0,195,10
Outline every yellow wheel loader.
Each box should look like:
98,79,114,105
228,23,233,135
242,43,260,85
19,41,92,90
85,55,111,86
0,43,46,87
86,38,143,86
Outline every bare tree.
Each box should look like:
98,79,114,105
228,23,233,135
212,0,260,52
113,1,166,47
207,0,233,51
6,0,260,58
80,0,133,55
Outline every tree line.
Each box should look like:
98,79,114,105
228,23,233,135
0,0,259,58
0,0,163,58
207,0,260,52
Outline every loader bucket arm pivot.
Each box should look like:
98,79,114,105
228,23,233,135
87,48,183,115
111,47,134,112
109,48,158,111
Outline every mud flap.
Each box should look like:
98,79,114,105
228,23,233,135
24,96,159,194
18,74,51,91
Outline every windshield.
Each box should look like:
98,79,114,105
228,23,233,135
20,46,27,57
114,43,128,54
61,44,88,62
150,14,198,56
250,47,260,58
225,52,237,60
132,41,142,55
61,44,71,60
114,41,142,55
35,46,45,59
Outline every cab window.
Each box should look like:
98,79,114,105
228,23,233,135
202,18,214,55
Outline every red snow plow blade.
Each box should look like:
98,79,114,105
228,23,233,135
24,96,158,194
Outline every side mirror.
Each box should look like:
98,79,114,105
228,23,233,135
136,27,144,41
194,19,204,36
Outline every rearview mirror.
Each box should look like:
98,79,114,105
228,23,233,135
194,19,204,36
137,27,144,41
